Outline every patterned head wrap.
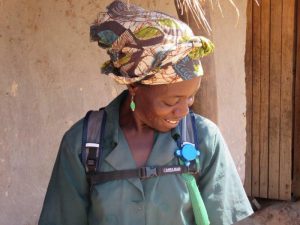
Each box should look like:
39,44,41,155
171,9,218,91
90,0,214,85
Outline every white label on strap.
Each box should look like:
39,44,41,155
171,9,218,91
163,167,182,173
86,143,99,148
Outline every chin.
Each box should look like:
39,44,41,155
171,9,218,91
152,122,178,133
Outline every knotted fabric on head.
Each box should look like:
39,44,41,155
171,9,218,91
90,0,214,85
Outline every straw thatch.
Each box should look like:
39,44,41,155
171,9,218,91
127,0,259,33
175,0,241,33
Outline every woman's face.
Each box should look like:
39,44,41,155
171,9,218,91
132,77,201,132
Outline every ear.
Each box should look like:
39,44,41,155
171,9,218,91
127,84,139,96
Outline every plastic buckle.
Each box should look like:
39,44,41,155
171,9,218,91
85,143,100,172
140,167,158,179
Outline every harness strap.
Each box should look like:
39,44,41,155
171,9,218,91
82,109,106,173
177,111,196,147
88,165,197,185
81,108,209,225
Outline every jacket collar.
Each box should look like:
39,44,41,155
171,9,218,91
103,90,126,149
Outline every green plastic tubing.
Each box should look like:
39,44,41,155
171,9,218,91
182,173,210,225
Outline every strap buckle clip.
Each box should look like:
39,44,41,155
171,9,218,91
139,167,158,179
85,143,100,173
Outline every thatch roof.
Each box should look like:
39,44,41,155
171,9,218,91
128,0,259,34
175,0,241,33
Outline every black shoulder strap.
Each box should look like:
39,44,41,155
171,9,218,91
177,110,199,149
81,109,106,174
189,110,199,149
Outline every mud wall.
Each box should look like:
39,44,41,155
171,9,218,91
210,0,248,179
0,1,247,224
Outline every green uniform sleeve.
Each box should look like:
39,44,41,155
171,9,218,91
39,122,89,225
197,119,253,225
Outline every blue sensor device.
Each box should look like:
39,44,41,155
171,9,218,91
175,142,200,166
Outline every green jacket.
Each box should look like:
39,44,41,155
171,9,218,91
39,91,253,225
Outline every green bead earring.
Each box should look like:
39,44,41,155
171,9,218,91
130,95,136,112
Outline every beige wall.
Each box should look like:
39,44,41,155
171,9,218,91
210,1,248,179
0,1,247,225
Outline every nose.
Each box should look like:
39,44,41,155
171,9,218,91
173,100,190,118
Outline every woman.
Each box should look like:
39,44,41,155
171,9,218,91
39,1,253,225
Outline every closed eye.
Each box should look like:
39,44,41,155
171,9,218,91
164,95,195,107
163,98,180,106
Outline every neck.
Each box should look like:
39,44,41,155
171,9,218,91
119,94,153,134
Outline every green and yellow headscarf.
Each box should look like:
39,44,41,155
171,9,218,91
91,0,214,85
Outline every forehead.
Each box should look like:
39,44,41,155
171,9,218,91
140,77,201,98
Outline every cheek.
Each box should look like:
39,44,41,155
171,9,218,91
134,92,174,121
139,101,172,121
149,103,174,120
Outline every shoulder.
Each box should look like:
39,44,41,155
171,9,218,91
191,113,229,171
64,118,84,139
192,113,221,147
60,118,84,155
193,114,254,224
193,114,219,134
